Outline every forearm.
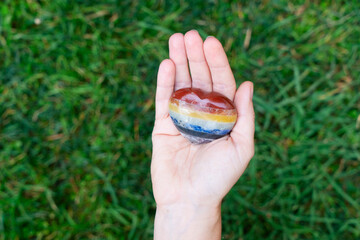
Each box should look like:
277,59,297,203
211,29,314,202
154,203,222,240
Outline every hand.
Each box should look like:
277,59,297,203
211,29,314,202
151,30,255,240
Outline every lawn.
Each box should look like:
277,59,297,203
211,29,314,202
0,0,360,239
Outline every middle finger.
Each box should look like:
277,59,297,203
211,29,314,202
184,30,212,92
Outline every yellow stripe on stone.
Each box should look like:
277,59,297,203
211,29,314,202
169,102,237,123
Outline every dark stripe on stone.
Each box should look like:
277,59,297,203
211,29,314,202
174,124,225,140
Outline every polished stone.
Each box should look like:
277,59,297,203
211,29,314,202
169,88,237,144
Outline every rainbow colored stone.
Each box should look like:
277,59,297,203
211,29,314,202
169,88,237,144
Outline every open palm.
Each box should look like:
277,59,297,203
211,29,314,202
152,30,255,209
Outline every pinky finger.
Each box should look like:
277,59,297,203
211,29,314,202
155,59,176,120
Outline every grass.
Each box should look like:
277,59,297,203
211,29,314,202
0,0,359,239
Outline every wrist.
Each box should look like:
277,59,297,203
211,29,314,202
154,203,222,240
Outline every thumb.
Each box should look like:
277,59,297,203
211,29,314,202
230,81,255,159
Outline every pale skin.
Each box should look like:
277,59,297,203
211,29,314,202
152,30,255,240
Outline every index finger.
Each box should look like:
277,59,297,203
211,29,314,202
204,36,236,100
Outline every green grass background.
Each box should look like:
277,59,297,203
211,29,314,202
0,0,359,239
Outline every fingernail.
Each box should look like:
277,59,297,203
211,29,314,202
206,36,214,39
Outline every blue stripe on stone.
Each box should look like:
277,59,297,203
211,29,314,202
171,117,179,124
174,125,225,140
170,116,231,136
